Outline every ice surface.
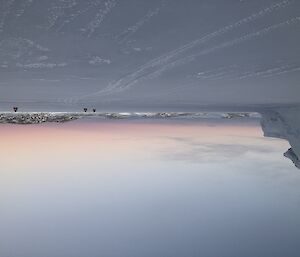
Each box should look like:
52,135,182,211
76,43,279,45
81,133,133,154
0,0,299,108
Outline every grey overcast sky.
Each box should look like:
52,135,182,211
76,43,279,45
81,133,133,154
0,0,299,109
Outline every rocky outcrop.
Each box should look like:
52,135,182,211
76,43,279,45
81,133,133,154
284,148,300,169
0,111,259,124
0,113,79,124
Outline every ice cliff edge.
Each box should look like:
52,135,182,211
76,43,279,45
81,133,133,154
261,107,300,169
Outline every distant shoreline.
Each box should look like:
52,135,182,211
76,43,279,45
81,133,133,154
0,112,260,125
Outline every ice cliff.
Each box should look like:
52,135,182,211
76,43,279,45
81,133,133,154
261,107,300,169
